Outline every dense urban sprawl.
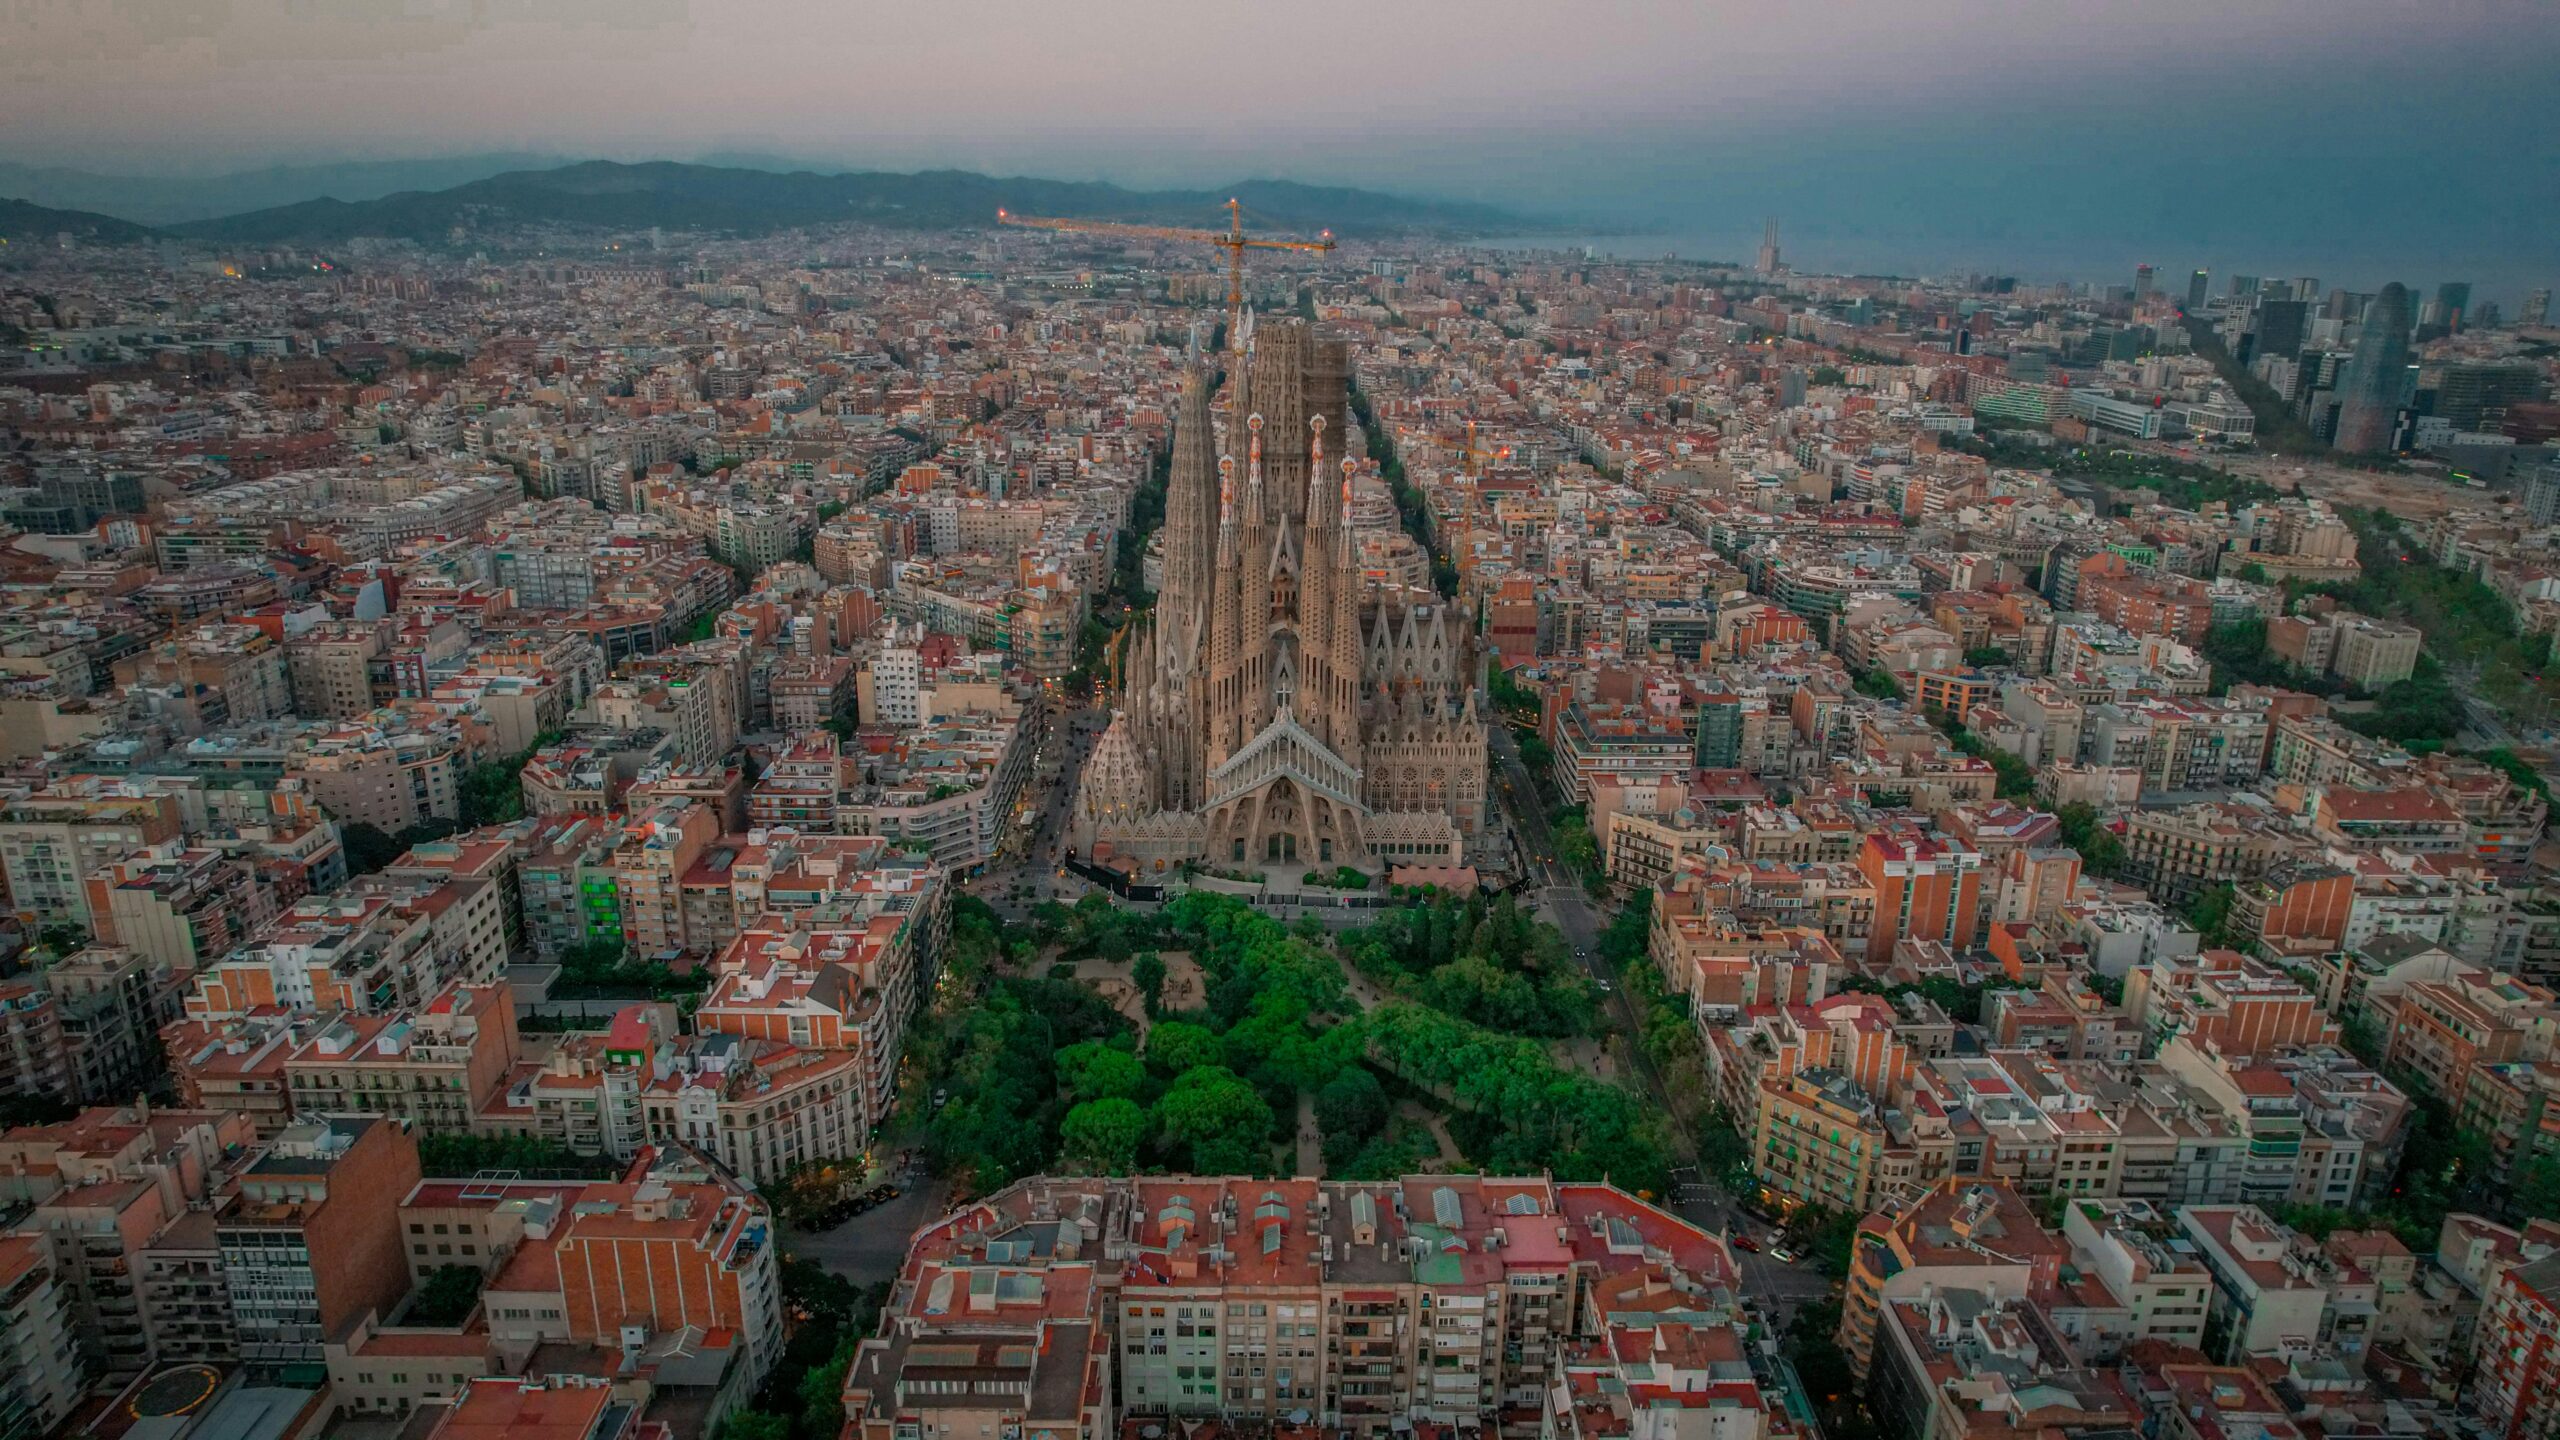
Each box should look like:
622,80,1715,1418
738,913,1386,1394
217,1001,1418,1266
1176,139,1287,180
2,219,2560,1440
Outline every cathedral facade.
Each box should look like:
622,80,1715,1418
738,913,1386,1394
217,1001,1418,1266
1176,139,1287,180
1074,317,1487,875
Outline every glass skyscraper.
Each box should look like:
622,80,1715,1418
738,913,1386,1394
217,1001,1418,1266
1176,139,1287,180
2333,283,2412,454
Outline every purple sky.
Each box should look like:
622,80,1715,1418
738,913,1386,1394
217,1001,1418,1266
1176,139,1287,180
8,1,2558,295
3,0,2532,174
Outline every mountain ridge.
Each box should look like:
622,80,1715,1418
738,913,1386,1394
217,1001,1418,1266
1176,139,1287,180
144,159,1523,245
0,196,156,245
0,153,571,226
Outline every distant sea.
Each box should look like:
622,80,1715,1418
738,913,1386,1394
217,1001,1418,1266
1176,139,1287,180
1459,231,2553,306
1462,230,2132,286
1465,233,1741,266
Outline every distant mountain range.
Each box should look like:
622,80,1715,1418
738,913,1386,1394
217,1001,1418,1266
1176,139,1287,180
0,159,1523,248
0,196,155,245
0,153,570,226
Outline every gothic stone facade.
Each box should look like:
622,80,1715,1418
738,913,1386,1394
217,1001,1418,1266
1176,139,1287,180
1075,317,1487,874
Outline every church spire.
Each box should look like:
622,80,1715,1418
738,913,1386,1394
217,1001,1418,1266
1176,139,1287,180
1159,368,1217,639
1243,412,1268,525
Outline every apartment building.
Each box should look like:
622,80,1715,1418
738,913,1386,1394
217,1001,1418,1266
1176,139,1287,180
840,1174,1743,1440
1839,1180,2064,1376
1597,796,1727,892
1703,991,1917,1130
770,655,857,732
396,1171,604,1286
2176,1205,2347,1362
294,720,469,834
1854,831,1984,965
2124,950,2339,1057
2119,801,2290,909
726,831,948,971
2454,1060,2560,1189
2472,1250,2560,1440
2311,785,2469,856
1750,1068,1891,1214
514,814,626,958
163,1011,311,1135
283,983,521,1133
476,1015,659,1160
1548,696,1696,807
380,830,526,969
747,730,845,833
585,669,737,770
520,731,670,818
1545,1315,1767,1440
0,1105,259,1382
218,1115,422,1381
2053,1199,2215,1357
610,800,720,955
1868,1286,2139,1440
412,1378,657,1440
284,620,390,719
0,1024,104,1150
0,981,66,1108
0,1236,81,1440
1981,972,2139,1063
188,890,439,1018
32,944,187,1105
2382,968,2558,1103
2232,861,2357,964
84,842,273,974
2079,555,2212,644
479,1147,783,1391
2329,615,2424,689
0,776,185,927
121,622,295,727
697,914,921,1145
638,1034,866,1187
840,708,1035,869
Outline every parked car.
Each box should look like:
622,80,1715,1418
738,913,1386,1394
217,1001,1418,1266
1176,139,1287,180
1730,1234,1760,1253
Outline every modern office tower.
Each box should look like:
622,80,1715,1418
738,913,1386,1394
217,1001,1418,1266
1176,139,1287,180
1757,218,1782,276
2232,274,2258,298
2293,277,2320,300
2436,281,2473,333
2434,363,2544,432
2253,300,2308,364
2134,264,2155,299
2188,269,2211,310
2333,283,2413,454
2526,288,2551,327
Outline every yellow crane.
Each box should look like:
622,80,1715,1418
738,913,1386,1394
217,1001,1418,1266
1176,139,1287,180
996,198,1336,315
1461,419,1512,476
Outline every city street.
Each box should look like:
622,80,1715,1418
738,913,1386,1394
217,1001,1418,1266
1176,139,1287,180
970,701,1113,918
788,1156,952,1290
1488,721,1840,1320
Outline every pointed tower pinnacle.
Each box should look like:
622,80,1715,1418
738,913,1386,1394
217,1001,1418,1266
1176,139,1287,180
1243,412,1268,525
1159,368,1217,631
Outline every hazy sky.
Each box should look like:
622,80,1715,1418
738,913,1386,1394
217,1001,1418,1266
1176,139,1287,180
8,0,2559,296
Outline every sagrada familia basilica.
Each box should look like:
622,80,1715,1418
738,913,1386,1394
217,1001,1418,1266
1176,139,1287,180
1072,313,1488,875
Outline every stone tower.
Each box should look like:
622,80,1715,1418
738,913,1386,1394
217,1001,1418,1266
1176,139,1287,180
1073,315,1487,876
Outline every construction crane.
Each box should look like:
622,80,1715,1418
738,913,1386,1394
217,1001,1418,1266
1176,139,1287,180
1460,419,1513,477
996,198,1336,316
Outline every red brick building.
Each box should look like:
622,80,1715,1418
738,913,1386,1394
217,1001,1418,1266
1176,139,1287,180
2079,553,2212,644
